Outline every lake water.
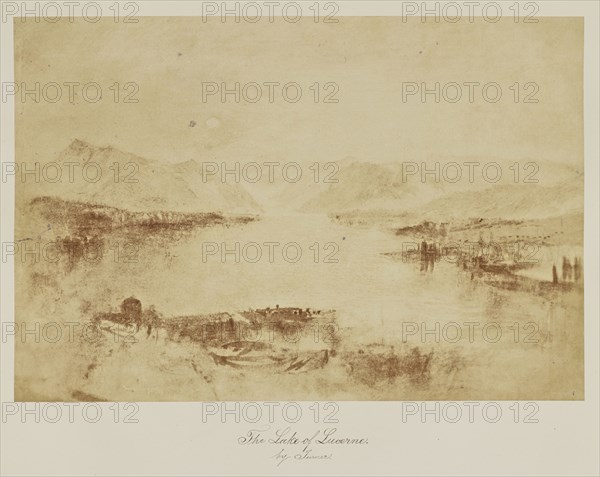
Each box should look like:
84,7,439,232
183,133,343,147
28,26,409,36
16,212,583,401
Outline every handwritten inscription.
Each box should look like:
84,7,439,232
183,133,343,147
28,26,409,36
238,426,369,466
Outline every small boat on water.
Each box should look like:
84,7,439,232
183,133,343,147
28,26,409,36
95,318,139,340
208,340,330,373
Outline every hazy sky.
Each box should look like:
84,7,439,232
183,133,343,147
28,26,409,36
15,17,583,166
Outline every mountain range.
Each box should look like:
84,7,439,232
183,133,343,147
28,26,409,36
24,139,261,214
21,140,583,221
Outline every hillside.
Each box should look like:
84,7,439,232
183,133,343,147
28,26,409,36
296,160,583,220
21,139,262,214
411,182,583,222
299,162,446,213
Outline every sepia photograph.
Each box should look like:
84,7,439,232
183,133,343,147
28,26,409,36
12,15,584,402
1,2,598,476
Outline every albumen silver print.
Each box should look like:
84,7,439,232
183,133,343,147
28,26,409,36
11,15,584,403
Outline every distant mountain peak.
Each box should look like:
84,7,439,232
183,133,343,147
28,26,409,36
68,138,95,152
43,141,262,214
180,158,200,166
61,139,149,167
174,158,203,174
